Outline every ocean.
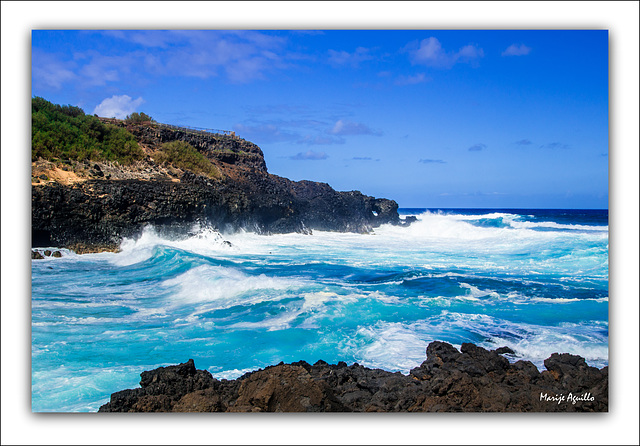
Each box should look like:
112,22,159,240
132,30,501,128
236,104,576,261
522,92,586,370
31,208,609,412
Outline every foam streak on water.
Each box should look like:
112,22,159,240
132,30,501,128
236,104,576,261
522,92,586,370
31,209,608,412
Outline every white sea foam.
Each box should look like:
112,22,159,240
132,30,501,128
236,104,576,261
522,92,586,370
348,322,433,373
161,264,304,312
90,211,607,280
529,296,609,304
107,224,234,266
459,282,500,299
436,312,609,369
509,220,608,232
31,209,609,411
377,211,607,246
31,364,148,412
225,291,345,331
209,366,263,381
339,311,608,373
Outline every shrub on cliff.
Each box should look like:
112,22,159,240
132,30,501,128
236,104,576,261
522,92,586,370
125,112,154,124
32,97,144,164
154,141,220,179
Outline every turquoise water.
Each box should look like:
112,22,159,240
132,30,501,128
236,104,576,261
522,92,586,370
31,209,609,412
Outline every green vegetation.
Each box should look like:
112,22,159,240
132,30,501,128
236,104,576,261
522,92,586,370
31,97,144,164
153,141,220,179
125,112,154,124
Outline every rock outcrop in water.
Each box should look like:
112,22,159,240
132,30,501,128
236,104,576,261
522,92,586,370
98,342,608,412
32,119,405,252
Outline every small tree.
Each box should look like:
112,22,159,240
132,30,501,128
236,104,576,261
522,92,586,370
125,112,154,124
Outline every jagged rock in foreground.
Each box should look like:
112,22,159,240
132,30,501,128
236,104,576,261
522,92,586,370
98,342,608,412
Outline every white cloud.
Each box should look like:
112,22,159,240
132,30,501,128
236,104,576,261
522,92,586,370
328,47,374,67
33,31,294,90
160,31,288,83
297,135,345,145
502,44,532,56
93,95,144,119
395,73,431,86
31,51,77,90
290,150,328,160
329,120,382,136
458,44,484,60
409,37,484,68
233,123,298,143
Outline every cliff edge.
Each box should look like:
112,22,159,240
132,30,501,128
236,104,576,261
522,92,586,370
32,115,404,252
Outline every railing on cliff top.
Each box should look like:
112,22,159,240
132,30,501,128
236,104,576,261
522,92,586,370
157,123,236,138
98,117,237,138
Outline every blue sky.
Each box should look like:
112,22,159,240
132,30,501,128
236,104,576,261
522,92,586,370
32,30,609,208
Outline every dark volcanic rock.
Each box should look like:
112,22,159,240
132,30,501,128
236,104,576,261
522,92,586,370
98,342,608,413
32,122,406,252
32,172,400,250
123,122,268,173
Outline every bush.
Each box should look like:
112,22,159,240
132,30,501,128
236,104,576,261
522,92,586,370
125,112,154,124
155,141,220,179
31,97,144,164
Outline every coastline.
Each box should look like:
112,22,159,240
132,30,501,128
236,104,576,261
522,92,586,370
29,107,609,414
11,16,634,445
32,209,609,412
98,341,608,413
31,117,407,252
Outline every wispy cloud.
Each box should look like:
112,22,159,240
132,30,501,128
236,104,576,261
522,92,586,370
93,95,144,119
31,50,78,90
407,37,484,69
76,51,138,86
395,73,431,86
327,47,374,68
540,142,570,149
352,157,380,161
468,143,487,151
515,139,533,146
102,30,179,48
297,135,345,145
233,123,298,143
329,120,382,136
159,31,288,83
290,150,328,160
35,30,292,88
419,159,446,164
502,44,532,56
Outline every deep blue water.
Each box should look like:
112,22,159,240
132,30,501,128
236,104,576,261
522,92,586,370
31,209,608,412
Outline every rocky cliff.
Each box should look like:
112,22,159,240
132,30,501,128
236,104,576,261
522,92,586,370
98,341,608,412
32,120,404,252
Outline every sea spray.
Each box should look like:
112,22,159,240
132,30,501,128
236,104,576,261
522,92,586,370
31,209,608,412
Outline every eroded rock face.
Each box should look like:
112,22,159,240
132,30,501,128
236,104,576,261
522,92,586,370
32,171,401,250
98,342,608,413
32,122,406,252
122,123,268,173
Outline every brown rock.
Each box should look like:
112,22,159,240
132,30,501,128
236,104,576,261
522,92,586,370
98,343,608,413
231,365,328,412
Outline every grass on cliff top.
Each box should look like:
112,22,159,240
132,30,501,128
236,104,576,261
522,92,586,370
32,97,145,164
153,141,221,179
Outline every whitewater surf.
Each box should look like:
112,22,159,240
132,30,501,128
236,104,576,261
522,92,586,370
31,209,608,412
